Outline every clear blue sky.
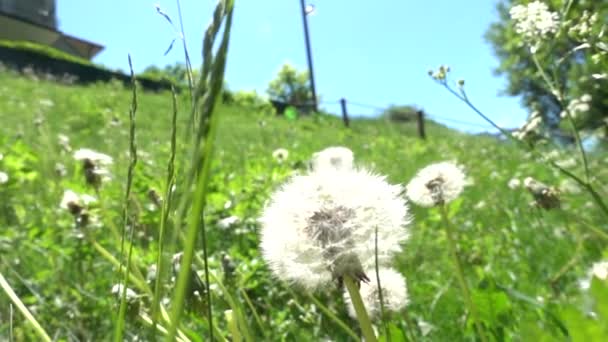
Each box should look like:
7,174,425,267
57,0,527,133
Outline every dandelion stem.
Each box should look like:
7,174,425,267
439,205,487,342
344,275,378,342
374,226,390,342
0,272,51,342
305,293,360,341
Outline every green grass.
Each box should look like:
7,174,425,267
0,66,607,341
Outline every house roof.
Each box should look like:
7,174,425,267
0,9,104,60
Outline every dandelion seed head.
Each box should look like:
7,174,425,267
344,268,409,320
0,171,8,184
60,190,81,211
406,161,466,207
272,148,289,163
260,167,410,290
310,146,354,172
73,148,113,165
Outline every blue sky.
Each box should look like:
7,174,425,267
57,0,528,133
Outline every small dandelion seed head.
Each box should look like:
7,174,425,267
344,268,409,320
73,148,113,187
260,166,410,291
272,148,289,163
310,146,354,172
406,161,466,207
0,171,8,184
73,148,113,165
60,190,83,214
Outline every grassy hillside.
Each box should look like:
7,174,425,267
1,68,607,341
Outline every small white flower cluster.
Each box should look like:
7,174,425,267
73,148,113,187
510,1,560,50
569,10,598,39
406,161,467,207
512,111,543,141
260,146,410,319
561,94,592,119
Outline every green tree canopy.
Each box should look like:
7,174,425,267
485,0,608,136
266,63,313,106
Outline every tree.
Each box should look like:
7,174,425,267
381,105,419,123
266,63,313,106
485,0,608,137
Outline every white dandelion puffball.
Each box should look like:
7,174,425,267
73,148,113,165
310,146,354,172
406,161,466,207
0,171,8,184
260,167,410,290
344,268,409,320
272,148,289,162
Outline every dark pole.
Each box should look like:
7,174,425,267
417,110,426,139
340,98,350,127
299,0,318,113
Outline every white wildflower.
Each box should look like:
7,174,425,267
260,167,410,290
592,261,608,281
510,1,559,41
111,284,137,301
58,134,71,151
218,216,240,229
508,178,521,189
0,171,8,184
344,268,408,319
310,146,354,172
562,94,592,118
580,260,608,290
418,320,435,337
272,148,289,163
406,161,466,207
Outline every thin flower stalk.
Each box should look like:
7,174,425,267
343,275,378,342
439,205,487,342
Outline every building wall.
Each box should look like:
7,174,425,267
0,0,57,29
